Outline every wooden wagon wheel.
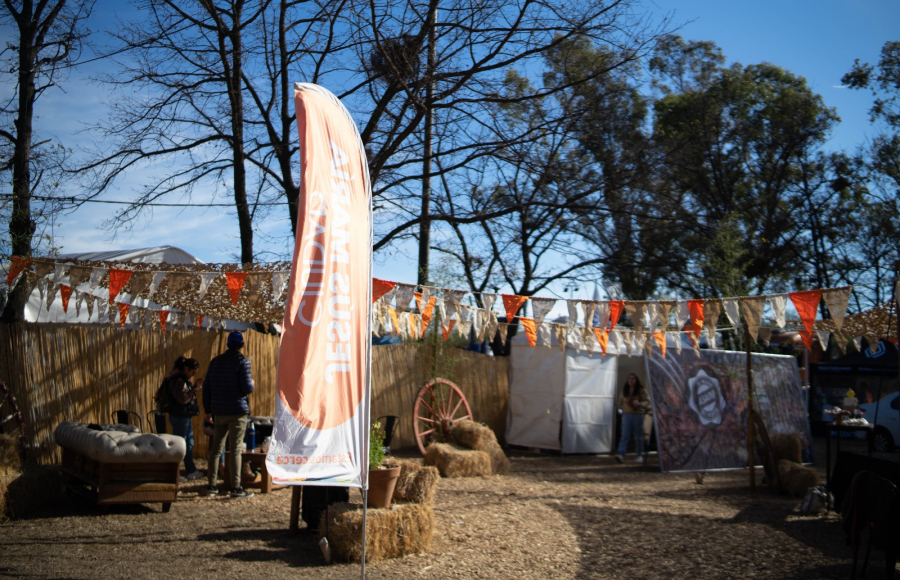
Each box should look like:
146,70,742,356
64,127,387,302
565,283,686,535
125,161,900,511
0,379,27,463
413,378,473,455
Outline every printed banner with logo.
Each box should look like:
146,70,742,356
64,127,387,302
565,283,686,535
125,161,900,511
646,349,806,472
266,83,372,488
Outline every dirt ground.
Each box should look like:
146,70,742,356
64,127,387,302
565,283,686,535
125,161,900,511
0,436,887,580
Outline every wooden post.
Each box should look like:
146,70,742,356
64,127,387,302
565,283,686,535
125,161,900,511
746,326,756,492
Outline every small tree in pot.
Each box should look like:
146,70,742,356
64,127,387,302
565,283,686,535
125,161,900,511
367,420,401,509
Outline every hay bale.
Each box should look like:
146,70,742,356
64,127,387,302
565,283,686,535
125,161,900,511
770,433,802,464
319,502,434,563
449,419,510,475
0,466,17,521
391,458,440,505
0,434,22,472
423,443,491,478
778,459,820,497
1,462,63,520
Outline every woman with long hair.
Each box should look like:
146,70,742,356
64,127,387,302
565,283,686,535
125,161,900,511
166,356,204,482
616,373,650,463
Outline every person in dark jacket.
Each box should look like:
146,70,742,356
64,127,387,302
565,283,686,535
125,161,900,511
203,331,255,498
166,356,203,481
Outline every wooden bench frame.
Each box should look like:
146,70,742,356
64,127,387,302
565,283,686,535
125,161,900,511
60,447,180,512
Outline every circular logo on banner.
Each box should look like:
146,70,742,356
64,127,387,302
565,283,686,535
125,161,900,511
687,369,726,427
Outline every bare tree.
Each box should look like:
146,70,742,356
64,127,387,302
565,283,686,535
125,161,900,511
1,0,93,322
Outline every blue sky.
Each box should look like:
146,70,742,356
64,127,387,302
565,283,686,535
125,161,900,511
32,0,900,300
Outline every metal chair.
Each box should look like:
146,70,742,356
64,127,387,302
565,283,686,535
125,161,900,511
376,415,400,452
147,411,168,434
111,410,143,431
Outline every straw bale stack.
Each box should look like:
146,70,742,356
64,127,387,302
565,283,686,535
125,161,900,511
0,434,62,520
770,433,802,464
778,459,820,497
423,443,491,478
0,434,22,472
449,419,510,475
391,458,440,504
319,502,435,563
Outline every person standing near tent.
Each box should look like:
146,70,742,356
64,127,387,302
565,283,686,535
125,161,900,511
203,331,255,499
616,374,650,463
165,356,204,481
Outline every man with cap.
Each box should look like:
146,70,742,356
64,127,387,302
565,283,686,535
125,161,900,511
203,331,255,498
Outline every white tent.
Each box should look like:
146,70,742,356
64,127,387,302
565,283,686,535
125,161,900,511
507,330,621,453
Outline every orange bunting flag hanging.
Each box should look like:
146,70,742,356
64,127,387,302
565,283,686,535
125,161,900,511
196,314,205,328
59,284,72,313
117,303,130,327
108,268,133,304
653,332,667,358
520,317,537,347
687,299,705,338
799,329,814,350
159,310,170,332
608,300,625,330
789,289,822,334
388,306,401,336
372,278,395,303
414,291,422,312
594,327,609,357
442,319,457,341
502,294,528,323
225,272,248,306
421,296,436,334
6,256,31,286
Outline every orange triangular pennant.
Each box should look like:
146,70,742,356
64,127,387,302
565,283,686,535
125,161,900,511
108,268,133,304
159,310,170,332
520,317,537,347
388,306,400,336
414,291,422,312
372,278,395,303
687,299,704,338
6,256,32,286
421,296,436,334
225,271,248,306
196,314,205,328
799,329,814,350
789,289,822,333
653,331,666,358
442,319,457,341
594,327,609,357
59,284,72,313
609,300,624,330
117,303,130,327
502,294,528,322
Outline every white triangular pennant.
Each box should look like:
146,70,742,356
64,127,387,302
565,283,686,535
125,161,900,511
197,273,219,302
769,294,787,329
723,298,742,330
531,297,556,327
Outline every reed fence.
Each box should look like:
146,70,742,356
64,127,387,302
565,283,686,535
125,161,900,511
0,323,509,465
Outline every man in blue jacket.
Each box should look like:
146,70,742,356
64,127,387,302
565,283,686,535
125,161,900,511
203,331,255,498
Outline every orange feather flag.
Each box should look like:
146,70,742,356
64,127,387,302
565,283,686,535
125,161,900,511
59,284,72,313
117,303,130,327
789,289,823,333
225,272,248,306
594,327,609,357
520,317,537,347
372,278,395,303
609,300,624,330
502,294,528,323
653,332,667,358
108,268,133,304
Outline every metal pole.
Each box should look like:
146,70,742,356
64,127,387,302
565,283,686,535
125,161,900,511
417,4,437,286
361,490,368,580
746,326,756,492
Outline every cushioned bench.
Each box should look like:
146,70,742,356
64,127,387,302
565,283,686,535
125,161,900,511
55,421,186,512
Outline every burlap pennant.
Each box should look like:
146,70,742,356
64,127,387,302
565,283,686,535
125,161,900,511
164,273,193,300
822,286,852,333
703,299,722,346
85,267,105,294
392,284,415,313
486,311,499,343
456,320,472,341
624,302,647,333
498,323,509,347
457,304,471,323
372,278,396,303
124,270,153,299
688,331,701,356
769,294,787,328
646,302,660,334
443,289,467,321
673,331,683,355
502,294,528,322
815,329,831,351
740,297,766,343
66,265,91,293
653,332,666,358
789,289,822,333
555,324,567,353
674,300,688,332
833,332,848,354
657,301,675,331
472,307,484,340
581,300,598,331
108,268,133,304
582,327,596,355
224,271,248,306
33,262,53,302
722,298,742,330
197,273,219,302
245,273,269,306
531,297,556,327
758,327,773,345
51,263,69,299
611,328,624,354
567,300,579,330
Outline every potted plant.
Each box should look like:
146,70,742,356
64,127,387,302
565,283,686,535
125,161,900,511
367,420,401,509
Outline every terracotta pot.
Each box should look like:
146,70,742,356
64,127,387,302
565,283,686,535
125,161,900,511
367,465,401,509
